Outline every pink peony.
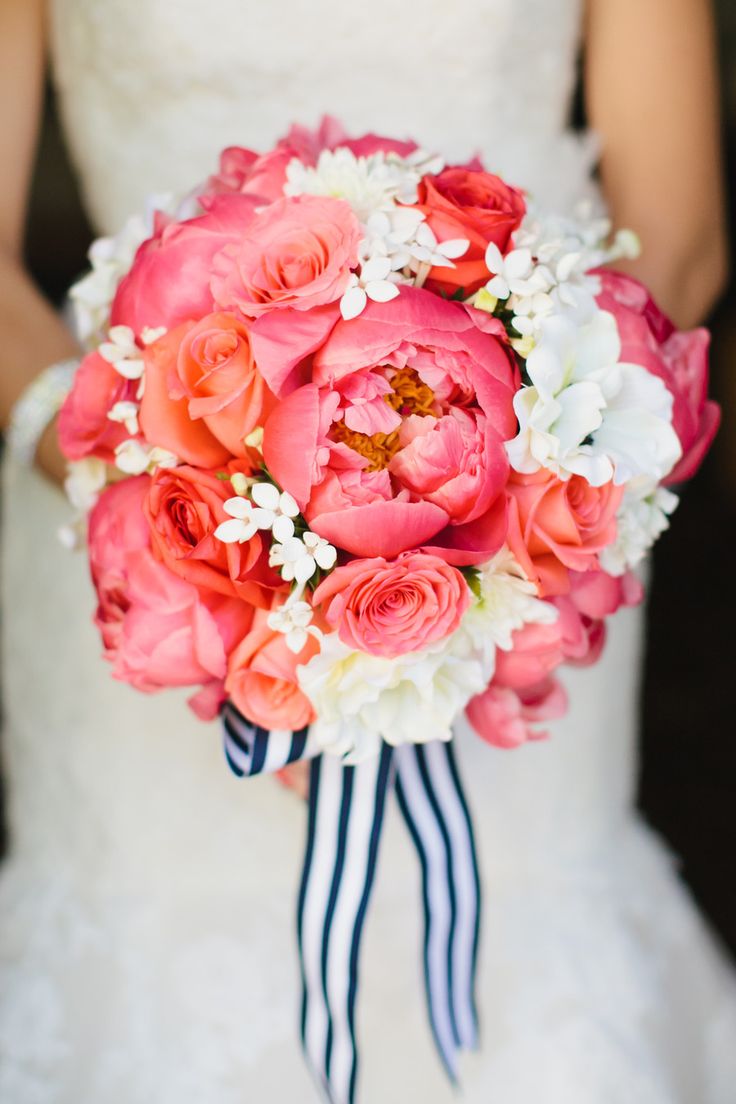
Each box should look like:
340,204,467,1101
58,350,135,462
261,288,518,560
111,194,261,335
211,195,361,319
313,551,470,658
595,269,720,484
506,469,624,597
88,477,252,706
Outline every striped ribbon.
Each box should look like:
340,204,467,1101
221,703,481,1104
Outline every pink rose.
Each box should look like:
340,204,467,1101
493,619,565,692
211,195,361,319
143,463,277,606
58,351,134,462
88,477,252,703
506,470,624,597
262,289,518,560
111,194,260,334
159,311,273,458
416,168,526,296
313,551,469,658
225,604,318,731
466,678,567,749
595,269,720,484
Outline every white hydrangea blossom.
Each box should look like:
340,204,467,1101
285,147,443,220
599,477,679,575
506,311,682,486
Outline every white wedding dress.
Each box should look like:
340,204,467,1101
2,1,735,1101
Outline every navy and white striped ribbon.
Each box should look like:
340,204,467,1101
222,701,320,777
221,705,481,1104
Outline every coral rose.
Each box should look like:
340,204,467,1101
58,350,135,462
161,311,272,457
88,477,252,708
225,604,318,731
211,194,361,318
506,469,624,596
417,168,526,296
111,194,261,335
262,288,518,561
313,551,469,658
595,269,720,484
143,463,277,606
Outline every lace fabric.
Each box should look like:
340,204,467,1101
2,1,735,1098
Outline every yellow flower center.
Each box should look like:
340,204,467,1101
331,368,439,471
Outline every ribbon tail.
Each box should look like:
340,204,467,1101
394,740,481,1082
297,745,394,1104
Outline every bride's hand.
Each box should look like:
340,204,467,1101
278,761,311,801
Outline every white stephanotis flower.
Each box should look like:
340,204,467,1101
340,257,401,321
69,192,179,345
113,439,179,476
107,400,140,436
484,244,545,301
64,457,108,513
599,477,679,576
99,326,145,380
506,310,682,486
267,597,322,655
506,204,641,337
297,631,488,762
269,532,337,585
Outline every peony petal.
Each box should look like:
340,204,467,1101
262,384,321,508
310,499,449,558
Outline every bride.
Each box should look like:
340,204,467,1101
1,1,735,1101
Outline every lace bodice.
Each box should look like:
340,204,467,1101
49,0,594,235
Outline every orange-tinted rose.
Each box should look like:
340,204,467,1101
140,325,232,468
225,604,318,730
417,168,526,296
170,311,273,456
506,470,623,597
144,463,276,607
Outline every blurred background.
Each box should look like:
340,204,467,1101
4,3,736,955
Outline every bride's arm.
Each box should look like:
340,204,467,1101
585,0,728,327
0,0,78,482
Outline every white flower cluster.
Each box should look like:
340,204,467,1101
284,147,468,320
215,480,337,654
297,547,556,761
599,478,679,576
70,193,182,345
481,203,641,341
505,310,682,487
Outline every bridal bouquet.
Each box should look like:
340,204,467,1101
59,118,719,1103
60,117,717,758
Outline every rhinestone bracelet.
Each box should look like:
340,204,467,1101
5,358,80,466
